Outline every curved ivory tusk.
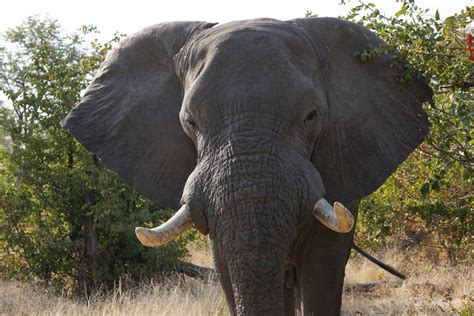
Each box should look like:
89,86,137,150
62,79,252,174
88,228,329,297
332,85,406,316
135,204,192,247
313,198,355,233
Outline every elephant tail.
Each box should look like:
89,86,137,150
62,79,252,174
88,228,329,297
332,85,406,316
352,243,407,280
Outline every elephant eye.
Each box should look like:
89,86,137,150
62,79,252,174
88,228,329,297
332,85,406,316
304,110,318,123
186,118,198,129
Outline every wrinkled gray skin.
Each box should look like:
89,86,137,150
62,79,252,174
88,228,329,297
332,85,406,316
62,18,431,315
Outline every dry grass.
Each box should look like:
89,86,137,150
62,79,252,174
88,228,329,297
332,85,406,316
342,248,473,315
1,246,472,316
0,274,226,316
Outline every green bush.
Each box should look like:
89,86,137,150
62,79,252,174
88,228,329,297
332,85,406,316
339,1,473,264
0,17,188,294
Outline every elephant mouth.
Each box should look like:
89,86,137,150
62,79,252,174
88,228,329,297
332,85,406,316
135,197,354,247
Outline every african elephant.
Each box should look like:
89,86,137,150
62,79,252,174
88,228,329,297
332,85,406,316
62,17,431,315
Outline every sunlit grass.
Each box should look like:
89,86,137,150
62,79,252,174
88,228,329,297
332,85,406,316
0,274,227,316
1,246,472,315
343,248,473,315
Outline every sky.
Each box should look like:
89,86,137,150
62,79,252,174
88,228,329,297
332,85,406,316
0,0,471,41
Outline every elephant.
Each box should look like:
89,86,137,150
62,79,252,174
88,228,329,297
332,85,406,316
61,17,431,315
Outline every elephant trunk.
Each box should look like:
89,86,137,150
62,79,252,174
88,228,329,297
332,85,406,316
215,190,291,315
204,148,302,315
228,245,286,315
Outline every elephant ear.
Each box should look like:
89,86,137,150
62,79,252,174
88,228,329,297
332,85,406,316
62,21,216,209
294,17,432,203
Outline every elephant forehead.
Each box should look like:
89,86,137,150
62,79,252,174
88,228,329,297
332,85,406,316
180,22,319,106
178,19,319,83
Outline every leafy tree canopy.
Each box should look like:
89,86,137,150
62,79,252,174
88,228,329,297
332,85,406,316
331,0,473,264
0,16,188,294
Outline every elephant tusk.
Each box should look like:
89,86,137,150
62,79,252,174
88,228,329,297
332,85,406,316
135,204,192,247
313,198,354,233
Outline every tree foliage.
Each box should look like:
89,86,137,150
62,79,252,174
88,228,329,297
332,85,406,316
337,1,473,264
0,17,188,294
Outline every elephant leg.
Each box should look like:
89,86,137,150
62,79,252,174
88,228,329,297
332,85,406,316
209,239,236,314
284,287,296,316
295,197,358,316
284,277,296,316
296,221,354,315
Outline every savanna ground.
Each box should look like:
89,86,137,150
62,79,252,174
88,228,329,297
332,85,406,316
1,244,472,316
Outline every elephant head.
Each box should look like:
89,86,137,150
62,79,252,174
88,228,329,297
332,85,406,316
62,18,431,315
